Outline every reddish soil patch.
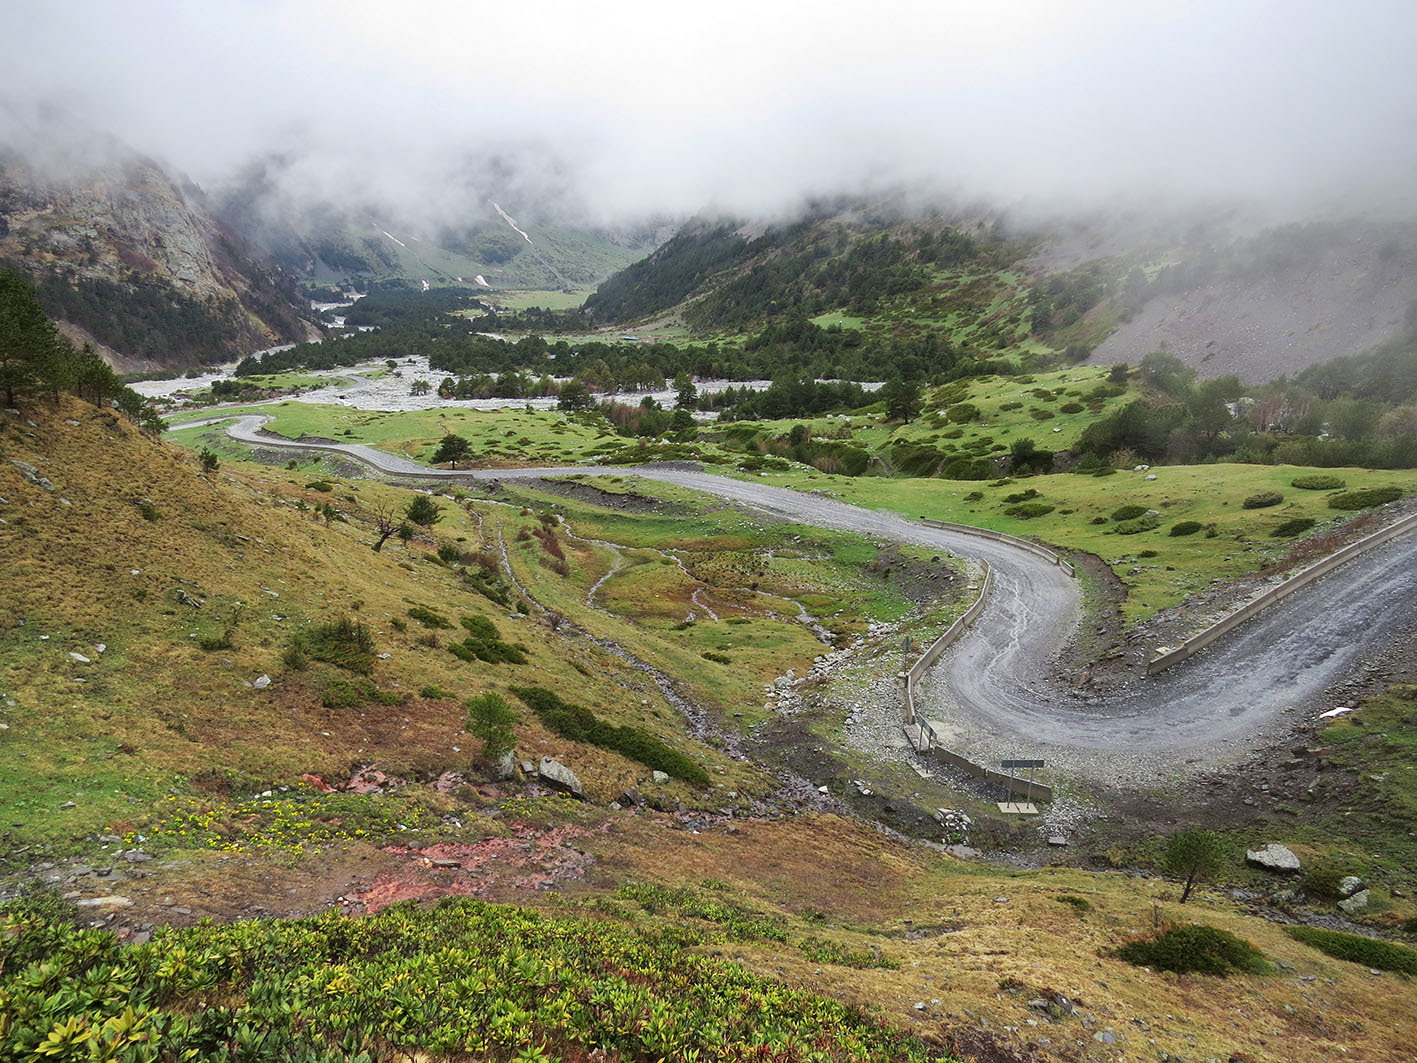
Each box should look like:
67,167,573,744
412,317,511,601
347,823,602,913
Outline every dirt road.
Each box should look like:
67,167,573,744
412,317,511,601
224,416,1417,775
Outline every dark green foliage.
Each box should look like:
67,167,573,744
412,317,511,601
321,675,403,709
1115,514,1161,534
1242,491,1284,509
1005,502,1054,519
134,500,161,522
1164,828,1226,903
0,898,947,1063
404,494,443,527
407,606,453,629
616,882,789,942
298,616,375,673
583,224,754,322
1059,401,1085,413
198,447,220,473
1003,488,1040,503
1170,521,1204,536
436,543,461,563
1111,504,1148,521
1292,474,1346,490
304,480,334,492
420,684,453,699
1054,894,1092,914
1329,487,1403,509
464,691,519,760
448,615,527,664
798,937,900,970
430,433,472,467
946,402,980,424
1115,924,1269,976
510,686,709,785
1285,927,1417,974
701,651,732,664
963,491,983,501
1272,517,1317,537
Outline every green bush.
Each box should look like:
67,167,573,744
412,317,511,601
963,490,983,501
1003,488,1040,503
321,675,403,709
1111,504,1148,521
1292,474,1346,490
448,615,527,664
1005,502,1055,519
1089,516,1107,524
299,616,375,673
1115,514,1161,535
1115,924,1269,976
408,606,453,628
1242,491,1284,509
1329,487,1403,510
1170,520,1203,537
304,480,334,492
1285,927,1417,974
798,937,899,970
1029,409,1055,420
1271,517,1317,538
465,691,519,760
702,651,732,664
1054,894,1092,914
1059,402,1085,413
510,687,709,785
946,402,980,423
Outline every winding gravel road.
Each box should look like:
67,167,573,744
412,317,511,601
222,415,1417,777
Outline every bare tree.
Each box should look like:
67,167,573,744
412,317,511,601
370,502,405,552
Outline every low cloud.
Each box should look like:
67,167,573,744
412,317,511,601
6,0,1417,228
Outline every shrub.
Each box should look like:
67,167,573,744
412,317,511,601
437,543,462,563
1329,487,1403,510
1111,504,1148,521
702,651,731,664
1285,927,1417,974
1115,514,1161,535
1089,515,1107,524
1059,402,1085,414
305,481,334,492
1115,924,1269,976
1292,474,1346,490
1054,894,1092,913
465,691,519,760
1005,502,1055,519
510,686,708,785
408,606,453,629
963,490,983,502
1242,491,1284,509
798,937,899,970
1029,409,1055,420
134,500,160,522
1170,521,1203,536
449,616,528,665
998,400,1023,411
1271,517,1317,538
946,403,980,423
1003,488,1040,503
420,685,453,699
1138,549,1158,558
299,616,375,673
321,675,402,709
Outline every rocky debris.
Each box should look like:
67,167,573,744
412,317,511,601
1246,842,1301,872
494,752,517,781
251,674,271,689
537,757,584,798
1339,875,1364,897
173,589,204,608
76,896,132,908
346,767,405,795
936,807,972,842
68,652,91,664
9,459,54,491
651,770,669,785
1337,889,1371,914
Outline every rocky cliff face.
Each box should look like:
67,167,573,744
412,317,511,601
0,148,316,370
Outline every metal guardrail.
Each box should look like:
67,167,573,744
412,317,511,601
918,517,1075,578
1146,507,1417,675
897,563,1054,802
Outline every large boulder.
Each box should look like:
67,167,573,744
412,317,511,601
1337,889,1371,915
538,756,584,799
1246,842,1301,873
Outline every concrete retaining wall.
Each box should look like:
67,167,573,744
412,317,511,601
1147,507,1417,675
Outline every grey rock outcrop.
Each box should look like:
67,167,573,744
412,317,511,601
1246,842,1301,873
537,756,584,798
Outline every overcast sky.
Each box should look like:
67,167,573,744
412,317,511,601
6,0,1417,225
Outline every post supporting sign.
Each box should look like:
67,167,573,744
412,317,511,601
1001,759,1045,809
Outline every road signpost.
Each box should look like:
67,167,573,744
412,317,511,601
998,759,1044,813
